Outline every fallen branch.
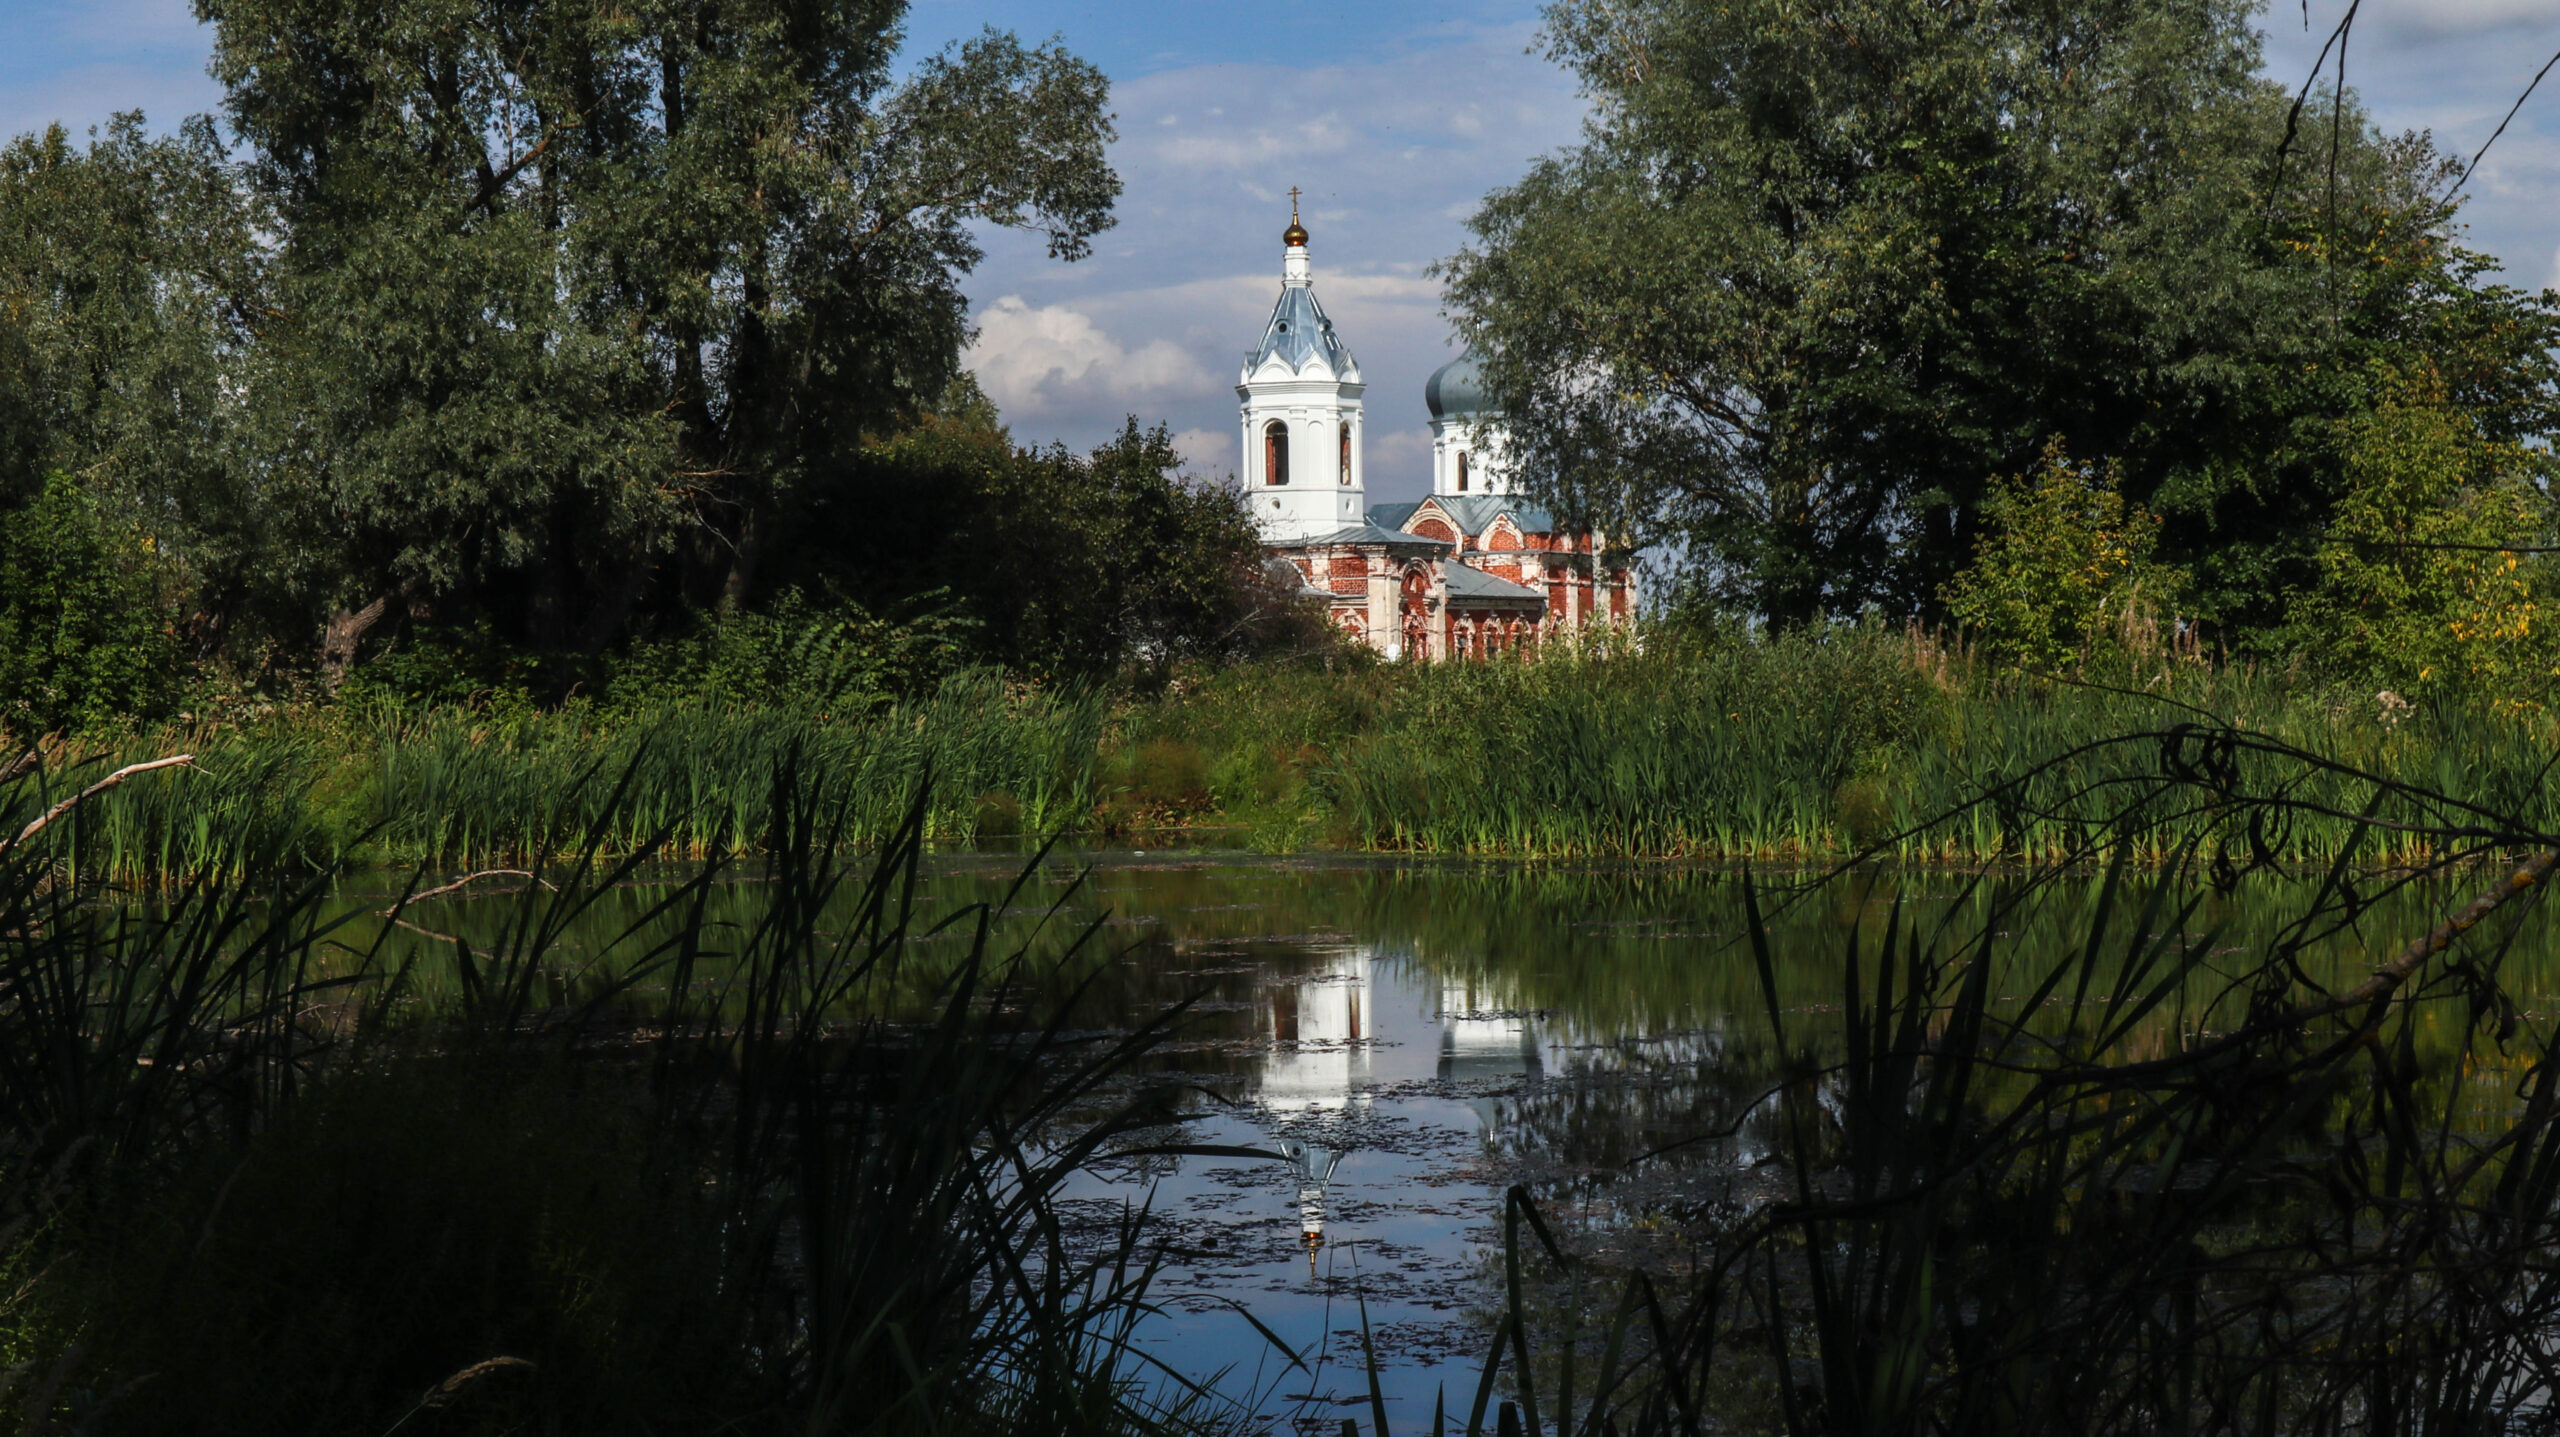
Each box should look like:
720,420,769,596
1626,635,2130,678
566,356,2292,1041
382,868,556,916
0,755,197,859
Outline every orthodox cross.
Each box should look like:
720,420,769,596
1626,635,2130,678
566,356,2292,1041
1289,186,1302,222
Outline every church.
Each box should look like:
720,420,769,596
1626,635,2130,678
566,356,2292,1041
1239,203,1637,660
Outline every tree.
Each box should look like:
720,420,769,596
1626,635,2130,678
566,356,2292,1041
0,115,267,654
2285,365,2557,703
767,393,1316,677
1438,0,2560,636
192,0,1118,670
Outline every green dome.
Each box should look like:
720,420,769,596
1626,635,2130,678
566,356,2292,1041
1424,352,1490,418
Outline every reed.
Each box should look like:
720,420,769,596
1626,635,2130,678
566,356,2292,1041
1447,710,2560,1437
56,667,1106,882
1314,629,2560,864
0,747,1252,1436
47,627,2560,883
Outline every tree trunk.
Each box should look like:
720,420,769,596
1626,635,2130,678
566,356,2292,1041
319,594,391,690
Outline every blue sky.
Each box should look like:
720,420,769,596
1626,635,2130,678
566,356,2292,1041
8,0,2559,503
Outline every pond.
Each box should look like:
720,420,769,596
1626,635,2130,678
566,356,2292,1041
349,845,2557,1433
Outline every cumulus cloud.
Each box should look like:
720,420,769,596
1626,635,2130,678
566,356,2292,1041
1171,427,1235,476
1367,427,1435,478
965,295,1207,420
957,23,1584,501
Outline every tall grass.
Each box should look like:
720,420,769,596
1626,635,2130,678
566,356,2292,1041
1314,628,2560,863
50,628,2560,882
58,667,1104,880
1449,708,2560,1436
0,748,1252,1436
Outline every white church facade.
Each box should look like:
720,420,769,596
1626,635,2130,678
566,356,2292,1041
1238,203,1636,660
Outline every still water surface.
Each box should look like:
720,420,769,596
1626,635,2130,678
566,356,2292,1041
364,846,2545,1431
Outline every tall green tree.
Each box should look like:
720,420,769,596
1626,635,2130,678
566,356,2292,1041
1440,0,2560,635
0,115,266,654
771,394,1312,677
193,0,1117,670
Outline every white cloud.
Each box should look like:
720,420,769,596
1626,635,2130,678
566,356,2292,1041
2367,0,2560,41
1171,427,1233,475
1368,426,1435,477
965,295,1206,419
958,25,1584,501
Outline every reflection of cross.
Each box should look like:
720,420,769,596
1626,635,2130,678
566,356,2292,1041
1288,185,1302,222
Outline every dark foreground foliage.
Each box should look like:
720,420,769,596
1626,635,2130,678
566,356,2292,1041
0,756,1264,1437
1457,721,2560,1437
14,702,2560,1435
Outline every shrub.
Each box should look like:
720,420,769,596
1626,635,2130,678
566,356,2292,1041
1943,440,2183,671
0,472,177,735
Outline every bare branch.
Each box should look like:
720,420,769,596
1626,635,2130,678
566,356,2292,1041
0,756,197,859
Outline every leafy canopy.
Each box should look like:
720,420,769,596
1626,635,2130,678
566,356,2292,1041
2286,365,2558,703
1440,0,2560,638
0,0,1121,690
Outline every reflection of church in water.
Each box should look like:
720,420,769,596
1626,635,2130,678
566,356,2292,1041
1257,947,1544,1259
1239,196,1638,661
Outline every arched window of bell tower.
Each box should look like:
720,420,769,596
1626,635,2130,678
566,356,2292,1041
1339,423,1351,485
1456,451,1470,492
1264,421,1289,485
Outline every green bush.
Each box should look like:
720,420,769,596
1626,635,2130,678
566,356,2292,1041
0,473,177,735
1943,440,2183,671
602,589,977,714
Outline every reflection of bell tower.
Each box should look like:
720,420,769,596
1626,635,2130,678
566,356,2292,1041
1260,947,1376,1259
1260,948,1375,1110
1437,979,1544,1143
1239,188,1365,542
1277,1139,1342,1268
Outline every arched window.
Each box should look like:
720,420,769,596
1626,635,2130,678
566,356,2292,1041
1455,451,1470,492
1263,420,1289,485
1339,422,1352,485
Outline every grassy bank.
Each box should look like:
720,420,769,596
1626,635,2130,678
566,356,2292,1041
57,668,1104,879
39,626,2560,882
1115,628,2560,864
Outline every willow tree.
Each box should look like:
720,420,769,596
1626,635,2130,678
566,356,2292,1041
0,116,268,647
1441,0,2560,634
195,0,1117,667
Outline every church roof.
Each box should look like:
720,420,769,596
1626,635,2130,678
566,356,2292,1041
1425,352,1492,418
1416,495,1560,537
1247,281,1357,377
1271,523,1451,552
1441,564,1548,606
1367,497,1562,541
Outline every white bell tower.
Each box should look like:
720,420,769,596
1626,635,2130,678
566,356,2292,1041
1239,191,1365,542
